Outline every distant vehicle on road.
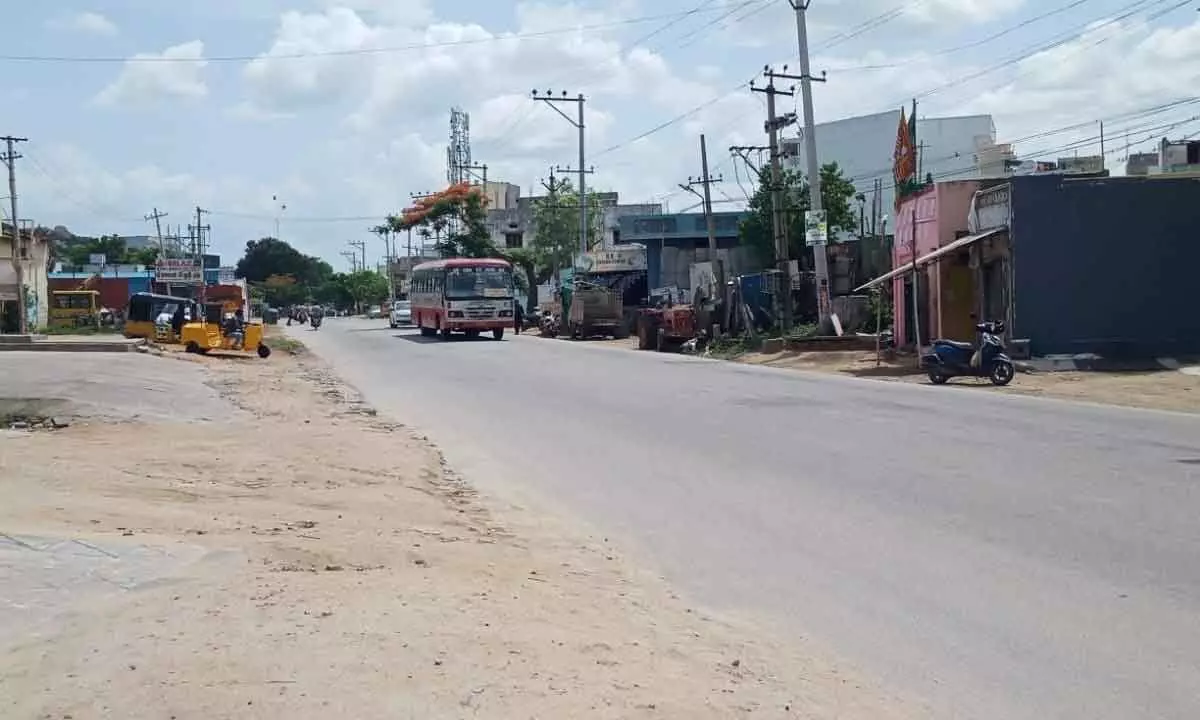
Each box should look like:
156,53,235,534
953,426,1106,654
410,258,514,340
366,305,383,319
389,300,412,328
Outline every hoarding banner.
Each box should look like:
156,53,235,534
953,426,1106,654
155,258,202,283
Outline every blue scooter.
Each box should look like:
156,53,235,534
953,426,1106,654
922,320,1015,386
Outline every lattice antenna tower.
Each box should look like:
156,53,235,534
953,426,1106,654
447,107,472,186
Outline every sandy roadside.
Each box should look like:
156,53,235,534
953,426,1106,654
0,345,917,719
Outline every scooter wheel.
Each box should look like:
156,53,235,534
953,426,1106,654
928,369,948,385
990,360,1015,386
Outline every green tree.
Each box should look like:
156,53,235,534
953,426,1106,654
344,270,390,307
387,187,497,259
738,162,858,267
529,178,604,275
235,237,331,287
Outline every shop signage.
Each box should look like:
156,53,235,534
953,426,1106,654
573,246,647,273
155,258,202,283
969,184,1011,232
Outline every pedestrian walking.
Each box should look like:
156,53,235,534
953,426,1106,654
514,299,524,334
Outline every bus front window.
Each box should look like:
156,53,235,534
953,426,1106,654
445,267,512,300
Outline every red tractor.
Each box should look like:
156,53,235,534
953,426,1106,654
636,304,696,352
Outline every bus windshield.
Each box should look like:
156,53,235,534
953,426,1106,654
445,266,512,300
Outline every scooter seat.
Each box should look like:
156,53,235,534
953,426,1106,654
935,339,975,351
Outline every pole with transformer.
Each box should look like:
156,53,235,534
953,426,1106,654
751,69,796,333
788,0,833,326
679,134,725,320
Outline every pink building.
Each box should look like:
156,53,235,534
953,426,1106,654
891,181,981,346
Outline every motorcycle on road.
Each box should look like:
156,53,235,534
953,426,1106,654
922,320,1015,386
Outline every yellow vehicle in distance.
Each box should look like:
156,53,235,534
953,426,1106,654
48,290,101,328
180,300,271,358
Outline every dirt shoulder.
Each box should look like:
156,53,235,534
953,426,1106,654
526,329,1200,414
732,348,1200,414
0,346,914,718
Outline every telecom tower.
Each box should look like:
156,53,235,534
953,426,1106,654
447,107,471,186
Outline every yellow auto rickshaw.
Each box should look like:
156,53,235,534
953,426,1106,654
179,300,271,358
124,292,197,341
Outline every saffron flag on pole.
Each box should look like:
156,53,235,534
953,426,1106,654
893,107,916,208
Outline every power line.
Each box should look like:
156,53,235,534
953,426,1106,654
593,0,1179,158
0,5,762,64
483,0,763,151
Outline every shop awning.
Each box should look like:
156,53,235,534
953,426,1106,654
853,227,1005,292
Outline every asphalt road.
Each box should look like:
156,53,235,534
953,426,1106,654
290,318,1200,719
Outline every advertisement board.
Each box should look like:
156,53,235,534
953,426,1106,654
218,266,236,283
805,209,827,247
155,258,202,284
574,246,647,273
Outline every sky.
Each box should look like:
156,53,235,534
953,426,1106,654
4,0,1198,270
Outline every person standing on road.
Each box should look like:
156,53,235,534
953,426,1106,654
514,299,524,335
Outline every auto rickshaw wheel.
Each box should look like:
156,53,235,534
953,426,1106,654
185,341,200,354
257,344,271,358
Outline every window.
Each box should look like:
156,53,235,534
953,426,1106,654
445,266,512,299
505,232,523,249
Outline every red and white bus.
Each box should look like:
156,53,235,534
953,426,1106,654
409,258,515,340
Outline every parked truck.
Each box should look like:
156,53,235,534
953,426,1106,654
565,281,626,339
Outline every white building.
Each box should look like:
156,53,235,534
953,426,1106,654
781,110,1008,221
1,224,50,331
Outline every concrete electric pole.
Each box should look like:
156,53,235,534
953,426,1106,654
751,69,797,333
145,208,168,256
532,91,591,255
789,0,833,325
348,239,367,273
680,134,725,306
2,135,28,333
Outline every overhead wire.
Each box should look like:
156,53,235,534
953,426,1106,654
0,4,764,64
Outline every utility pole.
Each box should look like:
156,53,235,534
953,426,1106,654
751,69,797,333
272,195,286,240
532,91,590,255
680,134,725,307
788,0,832,326
730,145,770,174
463,162,488,188
552,163,595,251
348,239,366,273
2,135,28,333
145,208,167,256
340,250,358,272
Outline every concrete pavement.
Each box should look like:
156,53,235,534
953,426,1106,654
291,318,1200,719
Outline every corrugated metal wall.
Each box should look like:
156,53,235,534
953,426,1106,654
1011,174,1200,357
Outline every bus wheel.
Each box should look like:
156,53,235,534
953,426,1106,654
465,329,481,339
492,328,504,340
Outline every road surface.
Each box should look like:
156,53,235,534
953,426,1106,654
290,319,1200,719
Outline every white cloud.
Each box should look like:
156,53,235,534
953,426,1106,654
22,1,1200,265
50,11,118,36
94,41,208,106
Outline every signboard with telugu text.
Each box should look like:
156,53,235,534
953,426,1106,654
155,258,202,284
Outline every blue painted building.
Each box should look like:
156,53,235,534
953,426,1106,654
616,211,756,289
997,173,1200,358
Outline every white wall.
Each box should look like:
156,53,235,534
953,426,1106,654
782,110,997,216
